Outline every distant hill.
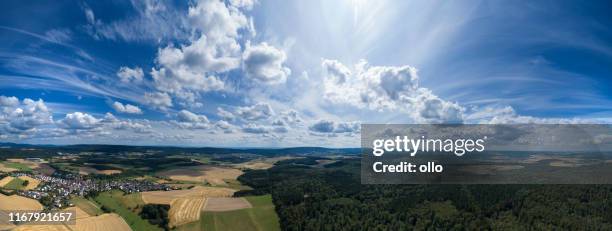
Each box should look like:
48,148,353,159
0,143,360,156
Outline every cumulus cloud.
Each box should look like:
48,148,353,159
148,0,256,105
171,110,211,129
217,107,235,121
144,92,173,110
117,66,144,83
103,113,152,133
112,101,143,114
309,120,360,134
0,96,19,107
58,112,100,130
215,120,236,133
322,59,351,84
322,59,464,123
243,42,291,84
0,96,53,133
241,123,270,134
280,110,302,125
151,39,227,94
229,0,256,9
236,103,274,120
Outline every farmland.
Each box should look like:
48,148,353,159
156,165,243,186
94,190,162,231
178,194,280,231
69,213,132,231
0,176,15,187
141,186,235,204
203,197,252,212
0,194,43,210
168,197,206,228
71,197,103,216
2,177,25,190
18,175,40,190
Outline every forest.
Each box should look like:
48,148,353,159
237,158,612,230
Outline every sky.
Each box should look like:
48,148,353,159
1,0,612,147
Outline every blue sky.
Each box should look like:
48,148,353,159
1,0,611,147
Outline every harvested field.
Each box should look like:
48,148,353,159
69,213,132,231
168,197,206,228
0,194,43,210
157,165,243,186
0,211,16,230
141,186,235,204
0,176,14,187
6,207,89,231
12,224,72,231
203,197,252,212
18,175,41,190
65,206,92,220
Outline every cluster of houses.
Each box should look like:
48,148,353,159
12,172,170,209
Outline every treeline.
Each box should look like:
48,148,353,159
237,159,612,230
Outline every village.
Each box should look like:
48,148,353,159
3,171,171,209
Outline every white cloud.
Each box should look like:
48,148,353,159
0,96,19,107
0,96,53,133
236,103,274,120
466,106,590,124
322,59,351,84
171,109,211,129
112,101,143,114
144,92,173,110
58,112,100,130
280,110,302,124
44,28,72,43
215,120,236,133
83,1,189,42
148,0,255,96
178,110,209,123
103,113,152,133
117,66,144,83
243,42,291,84
151,40,227,94
241,123,270,134
309,120,360,134
322,59,464,123
217,107,235,121
188,0,250,45
229,0,256,9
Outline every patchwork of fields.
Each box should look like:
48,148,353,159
0,152,287,231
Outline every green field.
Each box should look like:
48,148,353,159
221,179,252,191
177,194,280,231
3,177,25,190
2,162,31,171
70,197,103,216
94,190,162,231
